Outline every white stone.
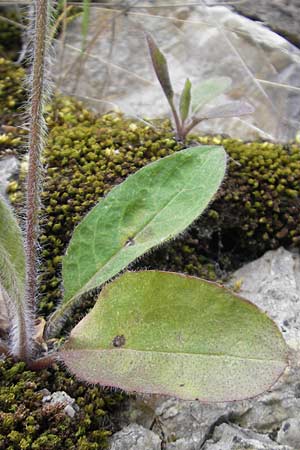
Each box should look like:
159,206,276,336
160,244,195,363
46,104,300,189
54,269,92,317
0,156,19,196
64,404,76,418
228,247,300,350
277,418,300,448
109,424,161,450
202,423,293,450
55,3,300,141
42,390,78,418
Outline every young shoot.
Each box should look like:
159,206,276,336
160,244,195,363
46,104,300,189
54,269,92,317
146,33,254,141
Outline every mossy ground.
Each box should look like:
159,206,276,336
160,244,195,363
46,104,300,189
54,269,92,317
1,51,300,448
7,93,300,317
0,58,25,130
0,359,124,450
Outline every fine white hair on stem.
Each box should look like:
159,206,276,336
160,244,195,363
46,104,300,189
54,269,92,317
12,0,55,362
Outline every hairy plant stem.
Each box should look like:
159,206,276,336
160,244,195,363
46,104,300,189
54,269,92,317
169,101,183,141
21,0,50,362
182,117,204,140
27,353,58,371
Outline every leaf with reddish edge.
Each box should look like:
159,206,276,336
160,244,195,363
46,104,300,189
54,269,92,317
48,145,226,334
60,271,288,402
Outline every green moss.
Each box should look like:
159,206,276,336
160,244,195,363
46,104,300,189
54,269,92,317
195,135,300,254
0,358,124,450
1,54,300,447
8,95,185,318
4,93,300,318
0,57,25,130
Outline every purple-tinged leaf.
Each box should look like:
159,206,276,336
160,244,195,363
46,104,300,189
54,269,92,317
200,101,255,120
60,271,288,402
146,33,174,105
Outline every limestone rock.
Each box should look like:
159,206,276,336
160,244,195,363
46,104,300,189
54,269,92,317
277,418,300,448
202,423,293,450
235,367,300,434
165,433,203,450
0,155,18,196
226,248,300,433
229,247,300,350
42,390,79,418
109,424,161,450
152,397,248,443
55,3,300,141
212,0,300,48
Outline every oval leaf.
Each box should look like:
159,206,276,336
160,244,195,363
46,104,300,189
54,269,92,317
62,146,225,302
191,77,232,114
61,271,288,402
49,146,226,331
146,33,174,105
0,194,25,305
179,78,192,122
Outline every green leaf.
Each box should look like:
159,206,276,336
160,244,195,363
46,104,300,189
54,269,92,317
179,78,192,122
60,271,288,402
146,33,174,105
200,101,254,120
0,194,25,305
50,145,226,330
191,77,232,114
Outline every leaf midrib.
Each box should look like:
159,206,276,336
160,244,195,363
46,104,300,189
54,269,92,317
64,156,202,303
65,348,286,364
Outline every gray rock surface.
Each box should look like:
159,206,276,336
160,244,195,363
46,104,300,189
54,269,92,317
42,390,79,418
229,247,300,350
165,434,204,450
202,423,293,450
0,155,19,196
236,367,300,434
152,397,248,444
212,0,300,49
277,418,300,448
109,424,161,450
109,248,300,450
55,3,300,141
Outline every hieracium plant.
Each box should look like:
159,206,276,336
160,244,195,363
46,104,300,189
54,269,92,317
0,1,288,402
146,34,254,141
